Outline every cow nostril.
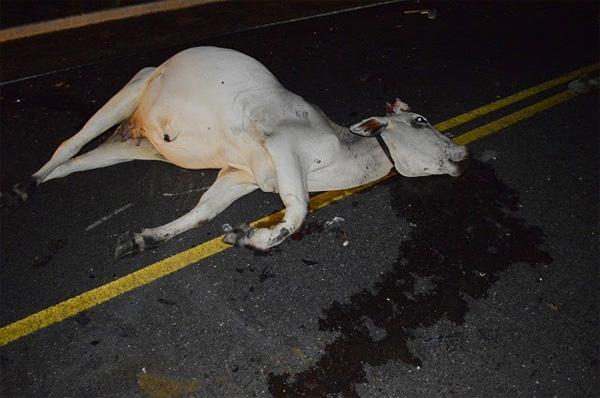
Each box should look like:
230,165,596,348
450,157,470,176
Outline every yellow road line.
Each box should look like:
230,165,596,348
453,89,577,145
0,68,588,347
434,63,598,132
0,0,404,43
0,240,231,347
0,0,224,43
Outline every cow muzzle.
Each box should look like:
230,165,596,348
447,145,469,177
448,157,470,177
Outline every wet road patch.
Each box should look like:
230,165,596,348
268,161,552,397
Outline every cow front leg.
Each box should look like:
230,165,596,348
223,192,308,251
115,168,258,257
223,140,309,251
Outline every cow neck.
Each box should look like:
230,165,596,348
375,135,396,168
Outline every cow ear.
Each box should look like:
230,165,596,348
349,117,388,137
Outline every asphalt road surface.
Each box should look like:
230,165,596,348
1,2,598,397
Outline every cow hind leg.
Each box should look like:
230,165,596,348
42,136,165,183
115,168,258,257
1,67,156,208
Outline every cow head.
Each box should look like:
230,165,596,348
349,98,469,177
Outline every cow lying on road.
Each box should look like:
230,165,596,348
3,47,469,256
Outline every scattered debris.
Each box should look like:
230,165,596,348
291,221,324,241
324,216,345,230
221,223,233,233
404,8,437,19
334,229,350,246
568,75,599,94
157,298,177,306
85,203,133,231
259,266,276,282
546,303,560,311
477,150,498,162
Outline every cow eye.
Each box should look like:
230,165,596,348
415,116,428,124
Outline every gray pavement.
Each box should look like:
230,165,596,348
1,2,598,397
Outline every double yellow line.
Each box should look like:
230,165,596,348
0,63,597,347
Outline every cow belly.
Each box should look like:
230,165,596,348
146,130,224,169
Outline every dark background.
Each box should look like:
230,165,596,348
1,2,598,397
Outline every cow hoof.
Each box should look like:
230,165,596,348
115,231,162,258
1,177,37,209
115,231,139,258
223,223,253,247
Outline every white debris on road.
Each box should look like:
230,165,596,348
85,203,133,231
324,216,345,230
161,186,211,197
477,150,498,162
568,76,599,94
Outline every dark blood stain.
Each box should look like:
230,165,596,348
90,340,101,346
253,250,271,257
301,259,320,266
253,246,282,257
268,161,552,397
291,221,324,241
32,238,67,268
235,267,245,274
158,298,177,306
259,266,276,283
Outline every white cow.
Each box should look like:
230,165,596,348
4,47,468,256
